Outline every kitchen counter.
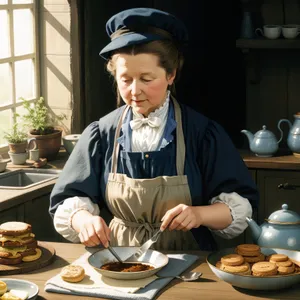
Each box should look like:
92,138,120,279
5,241,300,300
1,148,300,212
0,150,68,211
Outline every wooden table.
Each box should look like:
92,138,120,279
5,242,300,300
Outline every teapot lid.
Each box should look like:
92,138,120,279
267,204,300,224
254,125,276,139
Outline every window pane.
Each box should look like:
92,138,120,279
0,63,12,105
0,10,10,58
16,104,27,122
0,1,8,4
13,9,33,56
0,109,12,145
15,59,35,101
13,0,33,3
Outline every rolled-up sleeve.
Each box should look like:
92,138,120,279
53,196,100,243
209,192,252,239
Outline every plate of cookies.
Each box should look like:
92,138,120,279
207,243,300,290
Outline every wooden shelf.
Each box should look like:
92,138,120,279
239,150,300,170
236,38,300,49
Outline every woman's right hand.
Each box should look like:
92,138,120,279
71,210,111,248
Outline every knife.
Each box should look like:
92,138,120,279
124,229,163,262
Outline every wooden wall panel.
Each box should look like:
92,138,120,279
287,52,300,120
260,0,284,25
245,0,300,149
284,0,300,24
246,51,287,134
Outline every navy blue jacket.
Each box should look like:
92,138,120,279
50,101,259,250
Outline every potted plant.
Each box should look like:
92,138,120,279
3,122,28,154
20,96,66,161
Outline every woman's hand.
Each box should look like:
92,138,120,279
72,210,111,248
160,204,202,232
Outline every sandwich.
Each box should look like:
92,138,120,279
0,221,40,265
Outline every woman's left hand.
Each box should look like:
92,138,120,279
160,204,201,232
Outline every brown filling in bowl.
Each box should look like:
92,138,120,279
100,262,154,272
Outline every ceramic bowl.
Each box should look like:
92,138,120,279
0,159,9,173
0,278,39,300
207,247,300,291
8,151,28,165
62,134,81,155
88,246,169,280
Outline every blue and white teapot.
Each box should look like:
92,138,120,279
278,112,300,157
241,125,283,157
246,204,300,250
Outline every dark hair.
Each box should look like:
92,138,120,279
106,40,184,106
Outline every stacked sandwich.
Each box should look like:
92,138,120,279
0,221,41,265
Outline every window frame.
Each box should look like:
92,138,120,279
0,0,40,154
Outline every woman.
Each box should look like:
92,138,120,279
50,7,259,251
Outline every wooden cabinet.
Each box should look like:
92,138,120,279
213,167,300,250
24,193,67,242
256,169,300,224
0,193,67,243
0,205,23,224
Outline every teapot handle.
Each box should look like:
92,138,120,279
277,119,292,144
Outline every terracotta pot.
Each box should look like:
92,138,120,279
28,129,62,161
8,142,28,154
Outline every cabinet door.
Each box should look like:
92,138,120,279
257,170,300,224
24,193,67,242
0,205,24,224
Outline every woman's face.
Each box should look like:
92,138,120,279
115,53,175,117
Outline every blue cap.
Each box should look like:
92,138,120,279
99,7,189,60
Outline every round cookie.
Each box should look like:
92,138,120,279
236,244,261,257
216,261,221,269
22,248,42,262
221,254,244,266
60,265,85,283
278,264,295,275
0,280,7,296
220,261,250,274
269,254,288,262
243,253,265,264
0,222,31,236
252,261,278,277
272,259,293,267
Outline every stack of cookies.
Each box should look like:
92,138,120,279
0,221,41,265
267,254,296,275
216,254,251,275
235,244,265,266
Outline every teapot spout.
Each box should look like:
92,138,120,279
246,217,261,242
241,130,254,145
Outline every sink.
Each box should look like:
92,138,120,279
0,169,62,189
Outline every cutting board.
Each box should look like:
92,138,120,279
0,241,56,275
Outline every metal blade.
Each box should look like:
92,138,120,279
124,230,162,262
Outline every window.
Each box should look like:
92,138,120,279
0,0,39,150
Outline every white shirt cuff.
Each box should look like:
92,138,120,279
208,192,253,239
53,196,100,243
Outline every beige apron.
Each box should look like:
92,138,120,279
105,98,199,250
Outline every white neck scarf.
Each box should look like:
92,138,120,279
131,92,170,152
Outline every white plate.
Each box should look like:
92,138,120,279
0,278,39,300
88,246,169,280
